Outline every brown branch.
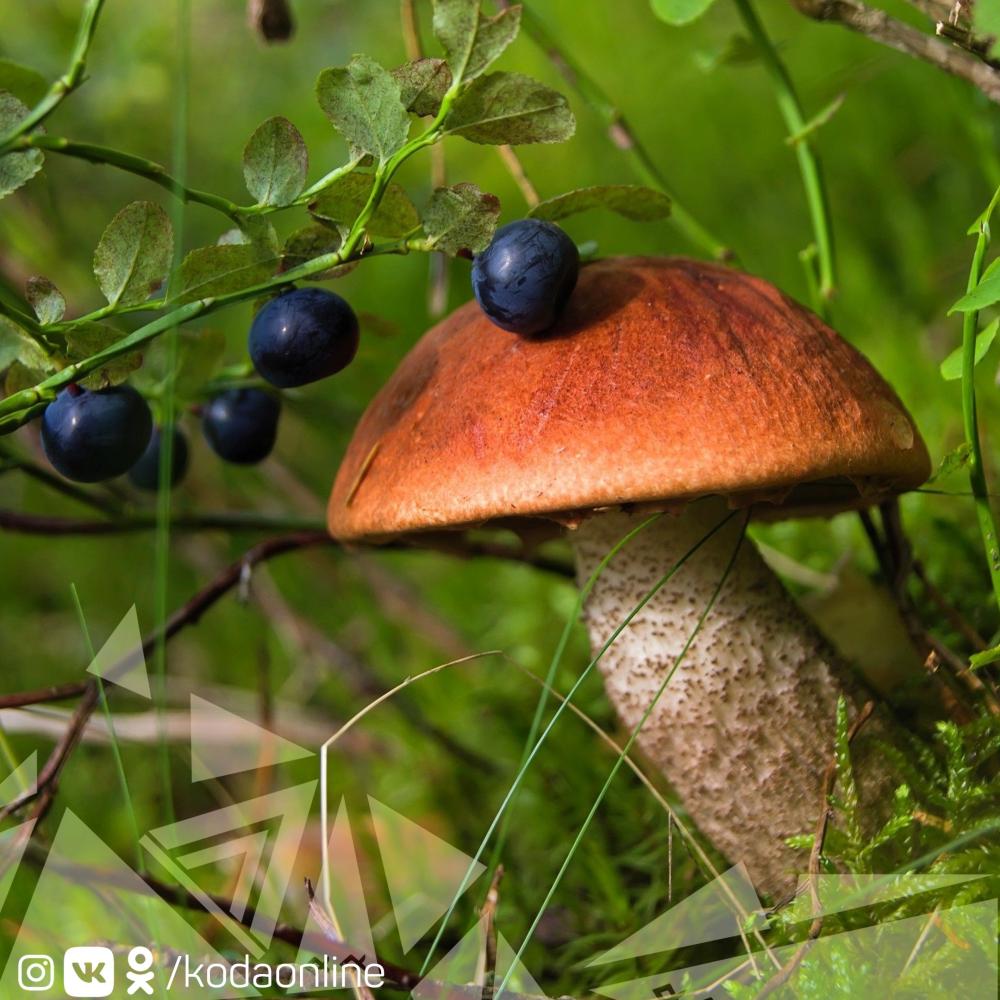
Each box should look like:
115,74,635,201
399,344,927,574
790,0,1000,103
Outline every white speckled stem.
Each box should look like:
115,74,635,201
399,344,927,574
570,499,890,898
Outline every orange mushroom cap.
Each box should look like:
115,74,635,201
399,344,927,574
329,257,930,541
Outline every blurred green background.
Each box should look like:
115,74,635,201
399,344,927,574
1,0,999,992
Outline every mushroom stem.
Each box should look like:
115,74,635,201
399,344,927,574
570,498,891,898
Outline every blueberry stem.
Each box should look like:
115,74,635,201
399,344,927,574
0,0,106,154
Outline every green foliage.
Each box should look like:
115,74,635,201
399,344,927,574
65,323,142,389
972,0,1000,60
0,92,43,198
950,255,1000,313
393,58,453,117
242,116,308,208
0,60,47,105
309,172,419,237
443,72,575,145
173,327,226,395
421,182,500,255
25,276,65,325
928,442,973,483
530,184,672,222
432,0,522,82
0,315,50,373
649,0,718,27
178,241,276,303
939,317,998,380
92,201,173,307
316,55,411,165
281,224,344,274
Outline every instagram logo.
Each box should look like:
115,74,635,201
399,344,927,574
17,955,55,991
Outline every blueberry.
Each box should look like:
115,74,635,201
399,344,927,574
202,388,280,465
128,425,189,491
41,384,152,483
471,219,580,335
248,287,359,388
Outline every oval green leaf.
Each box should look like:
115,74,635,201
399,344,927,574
93,201,174,307
243,116,308,207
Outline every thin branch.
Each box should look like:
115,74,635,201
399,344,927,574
16,135,243,222
0,508,327,535
790,0,1000,104
0,0,107,153
0,443,121,514
495,145,540,208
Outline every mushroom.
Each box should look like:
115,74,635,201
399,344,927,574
327,257,930,897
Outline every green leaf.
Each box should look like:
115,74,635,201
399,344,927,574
970,645,1000,670
0,60,47,105
4,360,48,397
0,315,51,373
0,92,43,199
393,58,453,117
422,183,500,255
309,172,419,237
529,185,671,223
316,56,410,164
928,442,972,483
25,276,66,325
949,256,1000,313
444,72,575,145
972,1,1000,60
650,0,718,26
175,327,227,395
65,323,143,389
939,318,999,380
178,244,276,303
243,116,308,207
93,201,173,307
281,224,345,276
433,0,521,82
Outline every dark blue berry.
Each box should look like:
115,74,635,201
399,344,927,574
202,388,280,465
471,219,580,335
248,287,359,388
128,425,189,491
41,384,152,483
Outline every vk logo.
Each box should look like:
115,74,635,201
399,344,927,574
63,946,114,997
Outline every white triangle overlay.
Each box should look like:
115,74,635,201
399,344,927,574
0,751,37,807
369,796,485,953
189,694,314,782
295,798,376,967
86,604,150,698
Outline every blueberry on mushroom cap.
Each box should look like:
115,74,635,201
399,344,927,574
472,219,579,336
42,383,153,483
327,257,931,897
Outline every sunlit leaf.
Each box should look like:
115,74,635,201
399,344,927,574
25,276,66,325
650,0,718,26
949,256,1000,313
530,185,671,222
243,116,308,207
433,0,521,82
422,183,500,255
93,201,173,306
939,318,999,380
444,72,575,145
316,56,410,164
